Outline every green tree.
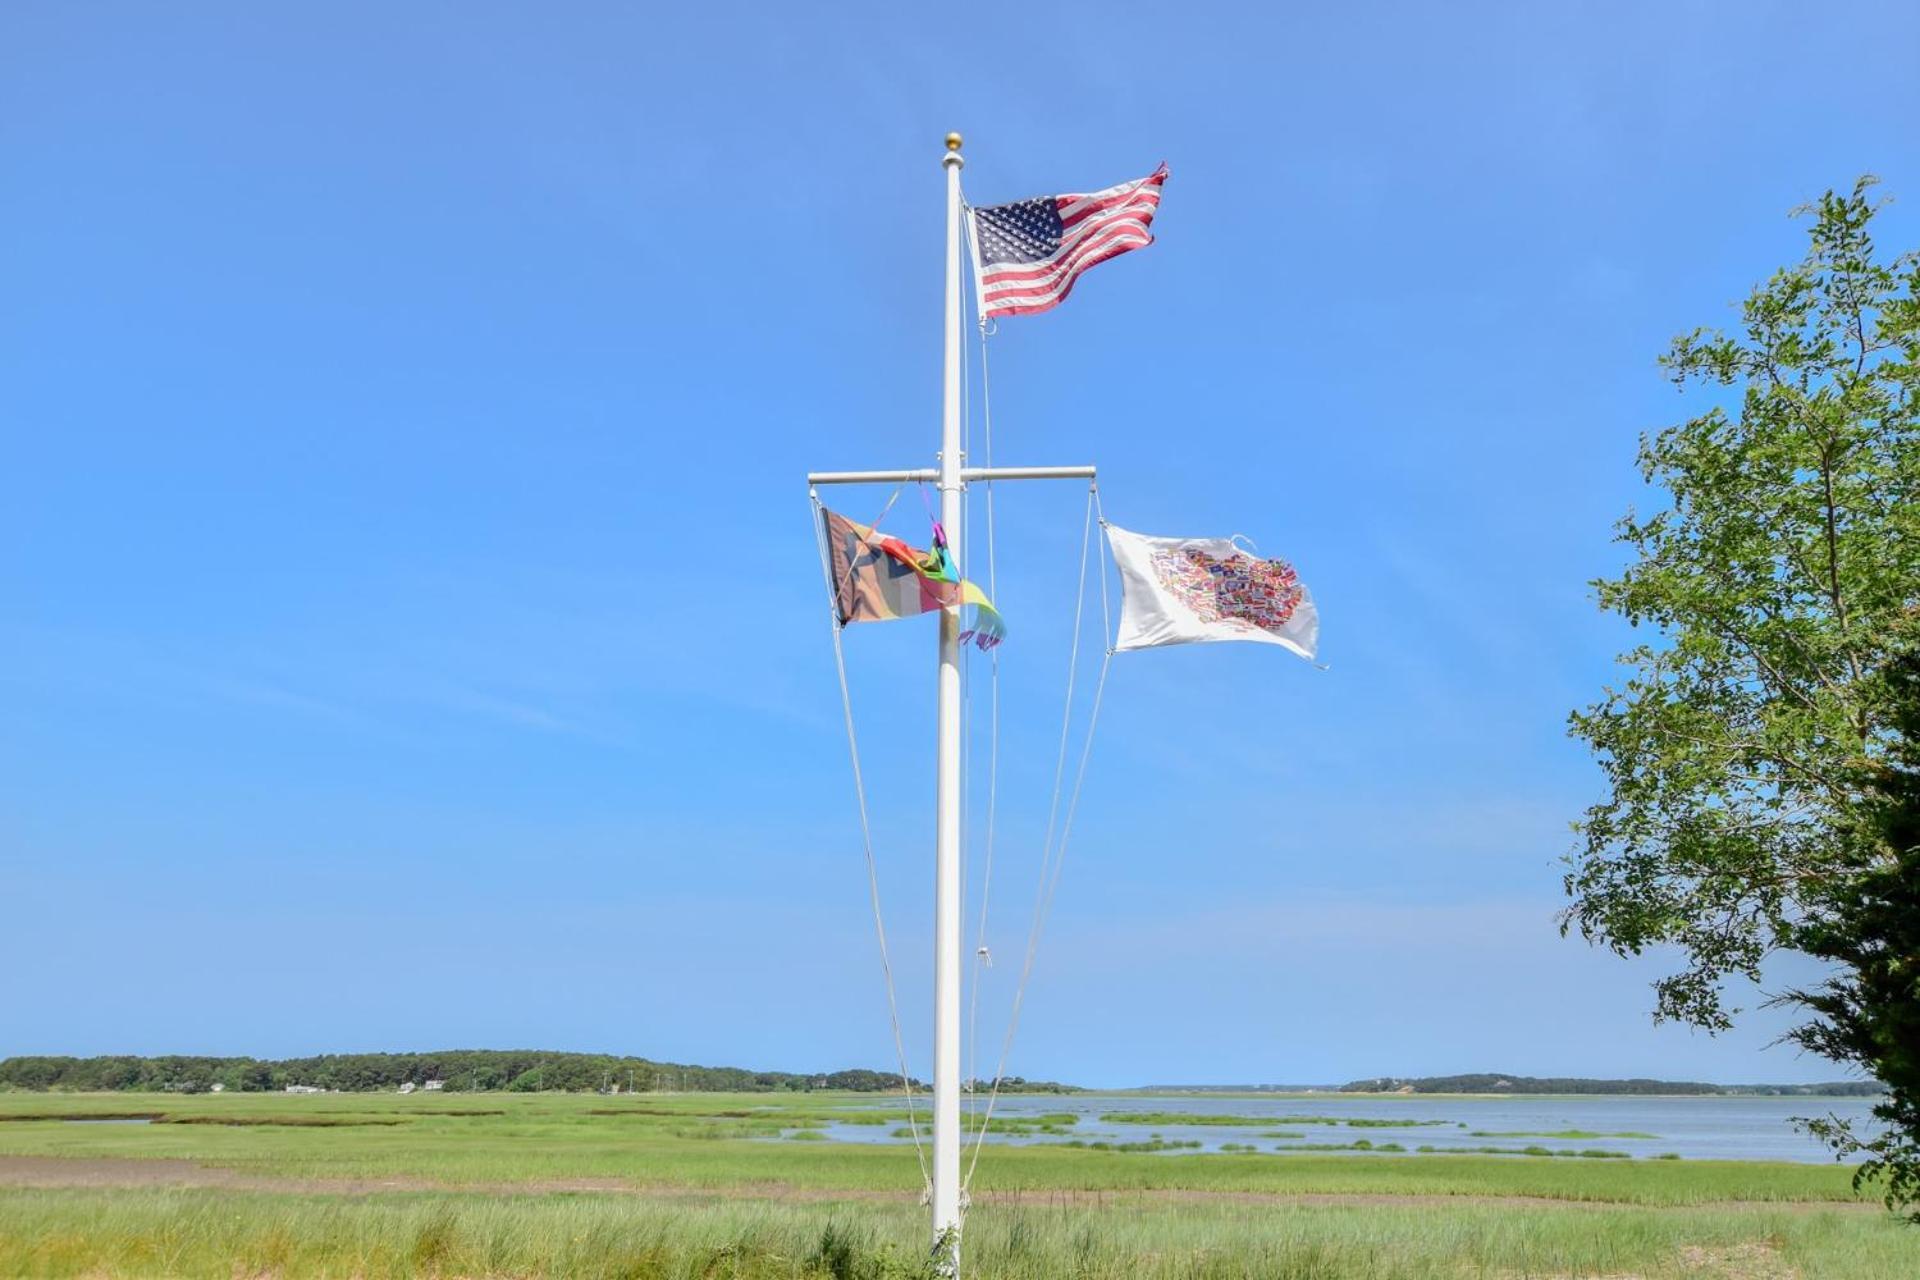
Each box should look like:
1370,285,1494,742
1566,178,1920,1199
1792,648,1920,1217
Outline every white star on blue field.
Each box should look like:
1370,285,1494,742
975,198,1065,264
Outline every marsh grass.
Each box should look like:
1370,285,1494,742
1099,1111,1275,1127
890,1117,1071,1140
1284,1141,1393,1153
1416,1144,1632,1159
1102,1111,1448,1129
1,1186,1916,1279
0,1092,1871,1203
162,1115,410,1128
1469,1129,1659,1140
0,1093,1911,1277
1053,1137,1203,1153
0,1112,165,1123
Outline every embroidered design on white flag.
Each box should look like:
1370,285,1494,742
1105,523,1319,660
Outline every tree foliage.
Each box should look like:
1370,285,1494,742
1568,177,1920,1025
1792,649,1920,1218
1566,176,1920,1210
0,1050,942,1094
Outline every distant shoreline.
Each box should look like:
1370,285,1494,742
0,1054,1882,1099
1124,1088,1885,1100
1132,1074,1884,1099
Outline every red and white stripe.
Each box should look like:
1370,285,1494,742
972,164,1167,319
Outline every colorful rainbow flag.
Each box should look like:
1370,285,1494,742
822,507,1006,649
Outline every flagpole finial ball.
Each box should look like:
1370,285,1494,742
945,133,963,152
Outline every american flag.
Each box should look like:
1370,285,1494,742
968,164,1167,319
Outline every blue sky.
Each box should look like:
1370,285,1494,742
4,2,1918,1087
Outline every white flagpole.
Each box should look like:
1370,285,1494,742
931,129,966,1274
808,135,1097,1276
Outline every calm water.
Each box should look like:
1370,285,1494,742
813,1093,1884,1163
60,1117,154,1125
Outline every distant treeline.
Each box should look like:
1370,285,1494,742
1340,1073,1883,1097
970,1077,1080,1095
0,1052,933,1095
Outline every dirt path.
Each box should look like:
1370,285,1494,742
0,1154,1882,1216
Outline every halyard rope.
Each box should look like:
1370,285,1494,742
964,209,1002,1150
829,198,1116,1218
958,261,978,1143
809,484,932,1197
962,481,1109,1203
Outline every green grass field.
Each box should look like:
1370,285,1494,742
0,1091,1914,1278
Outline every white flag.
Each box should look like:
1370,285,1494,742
1105,523,1319,660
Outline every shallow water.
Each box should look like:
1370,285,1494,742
812,1092,1884,1163
60,1118,154,1125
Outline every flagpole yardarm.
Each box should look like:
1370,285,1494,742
808,465,1095,486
